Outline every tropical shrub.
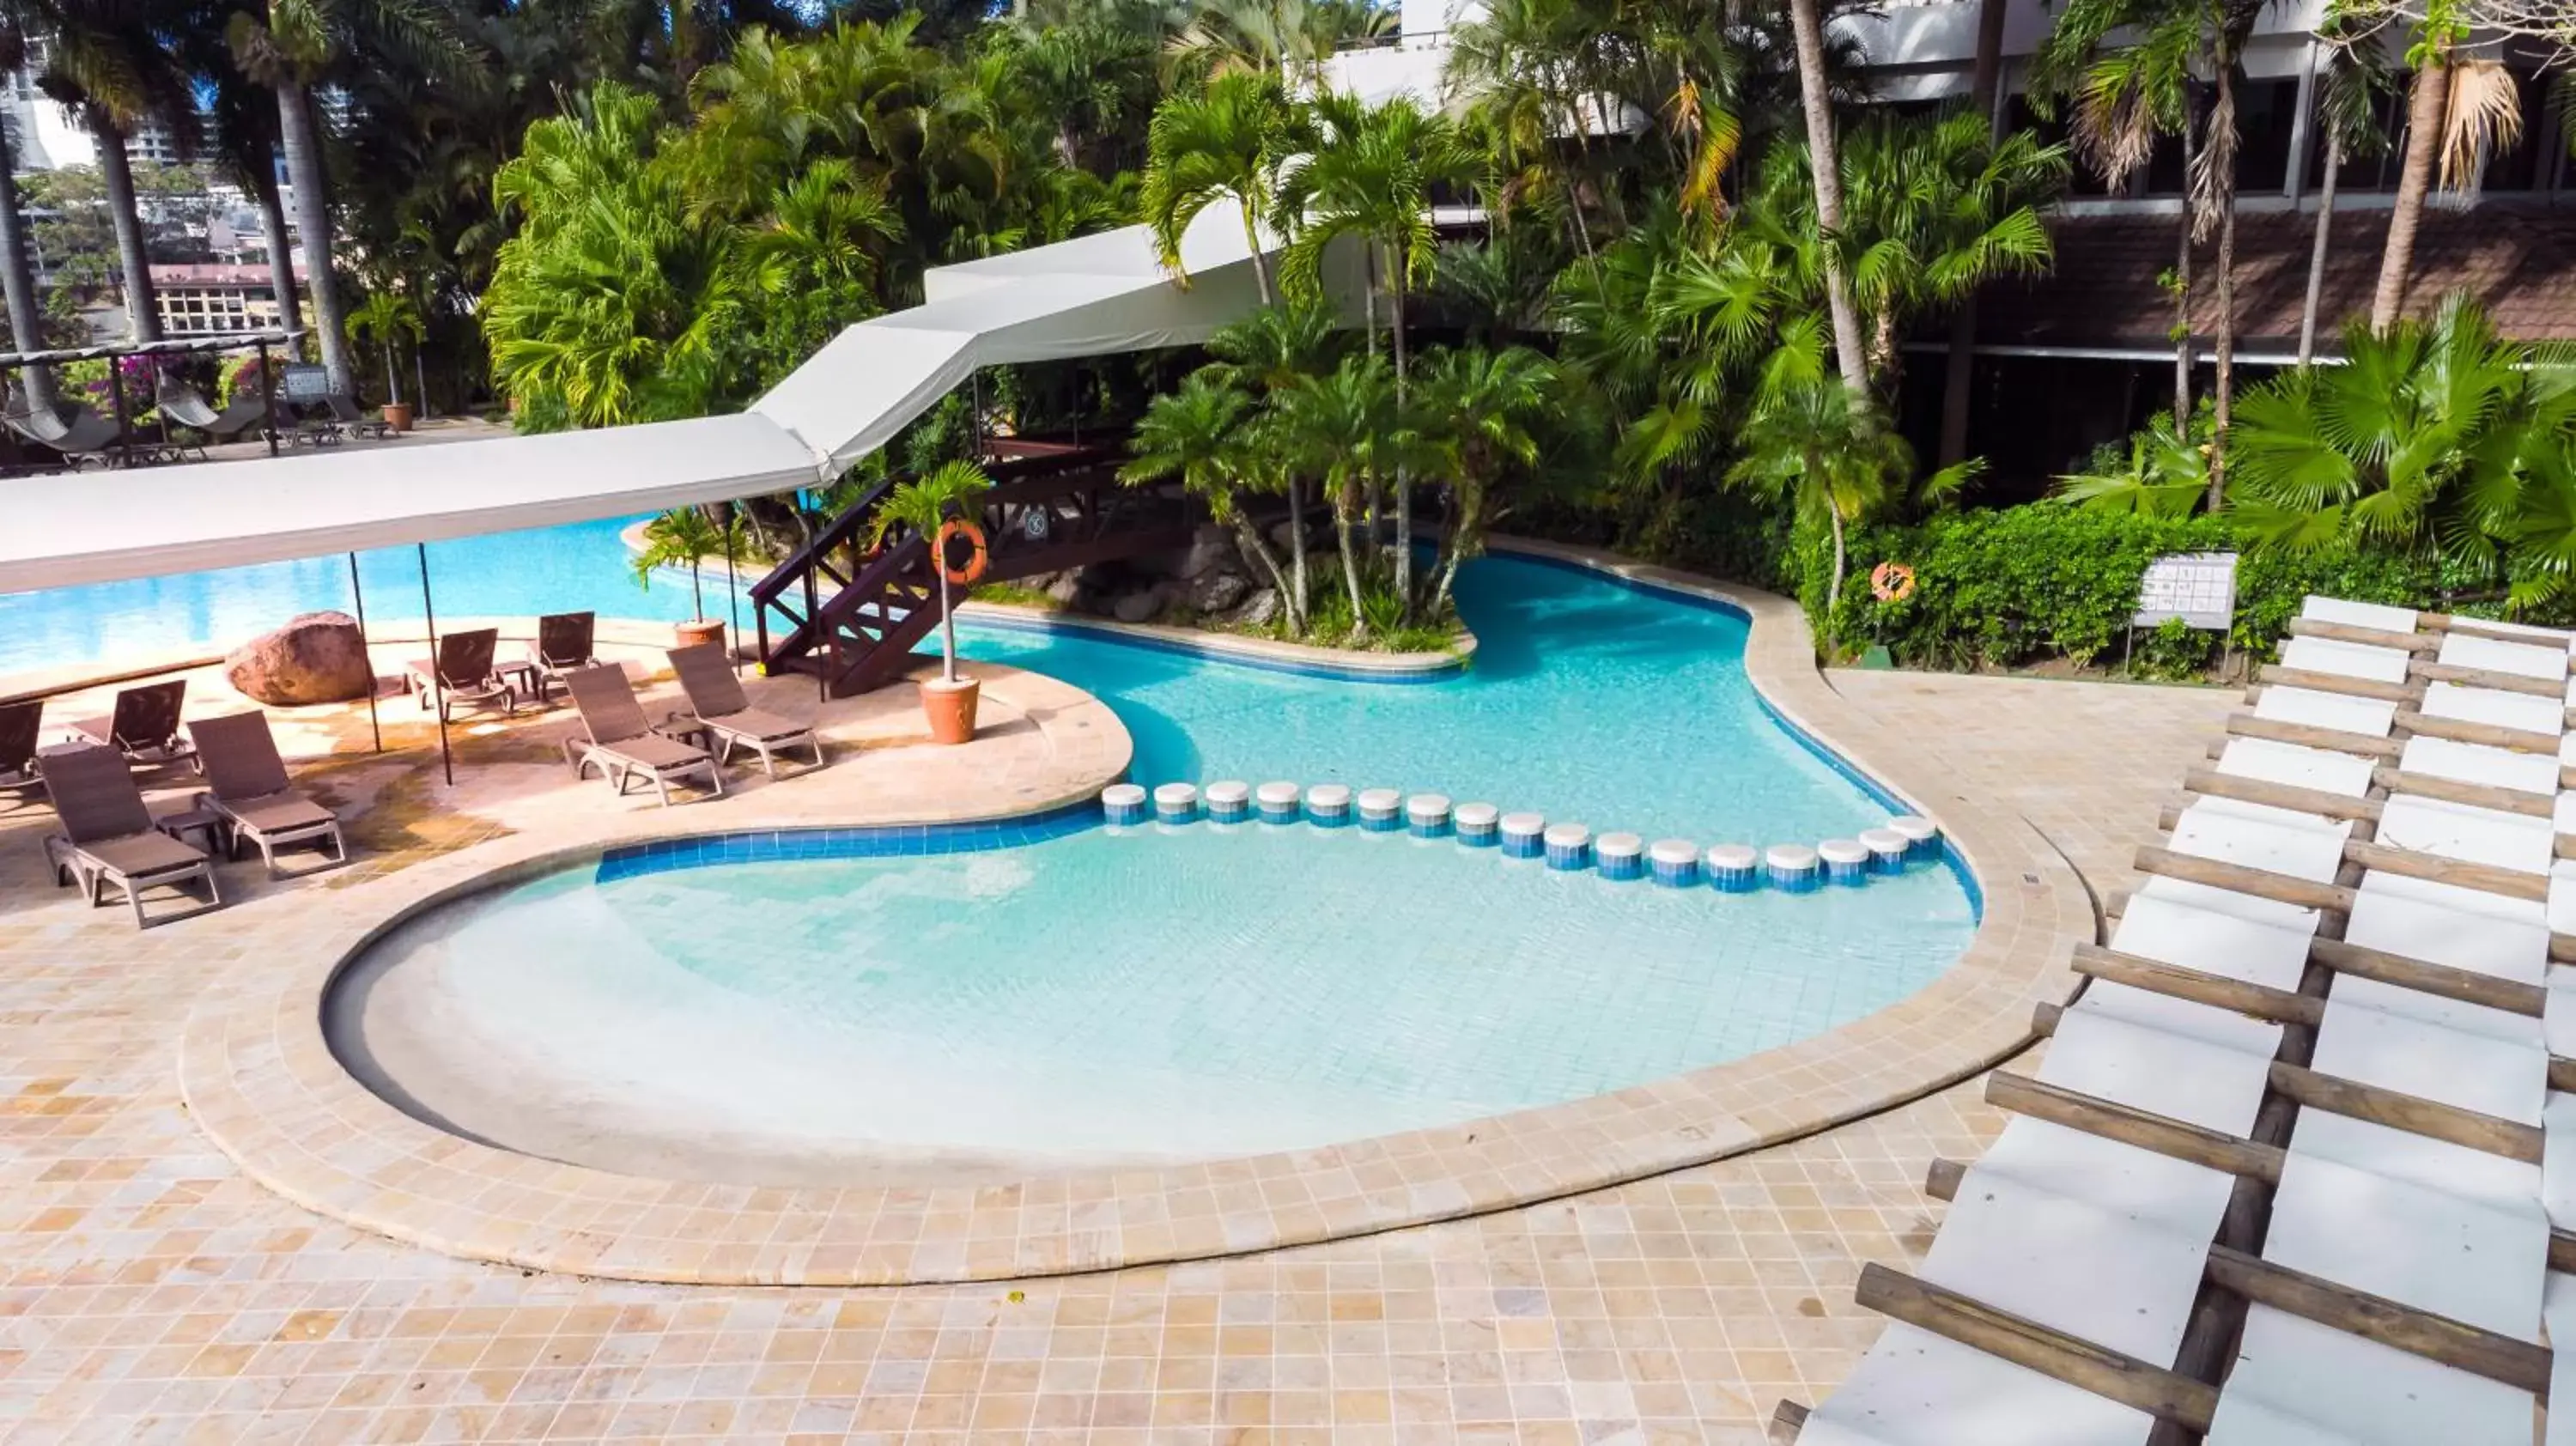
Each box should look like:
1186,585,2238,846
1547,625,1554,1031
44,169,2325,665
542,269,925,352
1789,503,2497,671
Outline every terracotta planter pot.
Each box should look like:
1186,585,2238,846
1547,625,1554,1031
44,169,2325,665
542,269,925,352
920,675,980,744
381,401,415,433
675,618,726,652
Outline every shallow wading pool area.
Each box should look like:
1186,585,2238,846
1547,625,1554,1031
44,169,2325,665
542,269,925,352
328,806,1972,1187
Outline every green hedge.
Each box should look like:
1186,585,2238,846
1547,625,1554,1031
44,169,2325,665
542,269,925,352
1777,507,2507,676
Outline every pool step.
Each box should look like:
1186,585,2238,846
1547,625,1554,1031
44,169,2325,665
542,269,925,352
1096,783,1946,896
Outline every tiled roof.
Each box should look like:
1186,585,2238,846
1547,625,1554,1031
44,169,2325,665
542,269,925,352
1971,205,2576,349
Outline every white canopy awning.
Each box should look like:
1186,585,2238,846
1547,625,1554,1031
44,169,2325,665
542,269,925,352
0,212,1328,598
0,413,820,593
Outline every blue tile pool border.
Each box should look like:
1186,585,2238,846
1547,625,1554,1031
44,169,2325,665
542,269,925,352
593,799,1105,884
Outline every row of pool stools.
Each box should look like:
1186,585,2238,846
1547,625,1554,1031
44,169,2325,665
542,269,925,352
1097,781,1941,892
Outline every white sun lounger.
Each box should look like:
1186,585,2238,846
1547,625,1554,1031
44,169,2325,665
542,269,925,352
1787,594,2576,1446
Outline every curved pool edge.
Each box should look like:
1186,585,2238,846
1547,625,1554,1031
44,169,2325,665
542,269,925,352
175,548,2087,1288
956,599,1475,681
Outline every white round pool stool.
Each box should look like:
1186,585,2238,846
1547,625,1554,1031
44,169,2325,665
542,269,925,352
1406,793,1454,838
1454,801,1500,847
1596,832,1645,880
1499,811,1546,859
1705,843,1759,891
1306,783,1353,827
1205,780,1252,823
1153,782,1200,823
1648,839,1700,887
1889,814,1941,860
1860,826,1908,873
1819,837,1870,885
1358,787,1404,831
1255,781,1302,823
1766,843,1822,892
1100,783,1148,826
1542,823,1593,872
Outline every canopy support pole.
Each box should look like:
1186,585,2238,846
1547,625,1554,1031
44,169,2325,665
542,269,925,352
106,361,130,471
416,543,452,786
255,339,278,458
725,505,741,676
347,552,381,753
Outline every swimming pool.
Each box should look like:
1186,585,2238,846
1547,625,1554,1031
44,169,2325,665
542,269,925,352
26,515,1979,1178
331,805,1971,1184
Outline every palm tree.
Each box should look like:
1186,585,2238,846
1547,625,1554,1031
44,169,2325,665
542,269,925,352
190,46,298,351
1205,300,1340,617
2228,296,2563,570
347,288,421,406
632,506,743,625
868,459,994,683
483,83,744,429
1782,0,1868,396
731,155,904,386
1142,70,1291,303
2035,0,2199,428
1413,344,1555,615
1726,377,1911,633
1278,92,1464,615
1273,352,1398,640
1121,369,1304,632
1006,7,1157,172
0,18,56,407
2371,31,2521,331
1937,0,2014,465
223,0,476,395
1809,112,2065,386
2300,26,2394,366
37,0,198,343
1627,118,2062,408
1446,0,1613,257
2052,409,2210,516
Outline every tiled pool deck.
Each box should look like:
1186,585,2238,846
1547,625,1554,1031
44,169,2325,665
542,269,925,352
0,571,2238,1441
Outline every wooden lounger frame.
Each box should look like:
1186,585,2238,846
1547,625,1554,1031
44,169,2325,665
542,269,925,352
1777,606,2573,1443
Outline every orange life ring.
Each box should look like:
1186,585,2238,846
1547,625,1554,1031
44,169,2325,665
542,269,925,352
935,519,989,586
1870,561,1917,603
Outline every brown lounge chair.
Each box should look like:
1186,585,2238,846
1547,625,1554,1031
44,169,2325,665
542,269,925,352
665,642,823,777
404,628,516,722
69,678,197,769
38,744,220,928
185,712,348,877
525,611,598,704
562,665,722,806
0,697,41,805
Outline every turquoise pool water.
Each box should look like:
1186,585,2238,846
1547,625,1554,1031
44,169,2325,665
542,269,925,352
962,556,1888,849
335,811,1971,1179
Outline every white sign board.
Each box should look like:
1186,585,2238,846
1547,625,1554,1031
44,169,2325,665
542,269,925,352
279,363,332,401
2135,551,2239,630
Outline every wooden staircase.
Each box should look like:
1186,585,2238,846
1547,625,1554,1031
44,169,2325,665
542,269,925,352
751,443,1195,697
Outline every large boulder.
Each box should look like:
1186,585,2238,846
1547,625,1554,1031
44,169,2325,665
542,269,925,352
1223,588,1279,629
1172,524,1238,580
1187,570,1249,615
1111,586,1169,624
224,611,374,706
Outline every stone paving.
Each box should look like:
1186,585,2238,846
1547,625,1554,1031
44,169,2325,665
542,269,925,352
0,595,2233,1441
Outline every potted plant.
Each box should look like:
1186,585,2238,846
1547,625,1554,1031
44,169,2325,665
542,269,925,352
632,506,740,650
349,290,424,432
870,460,994,744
